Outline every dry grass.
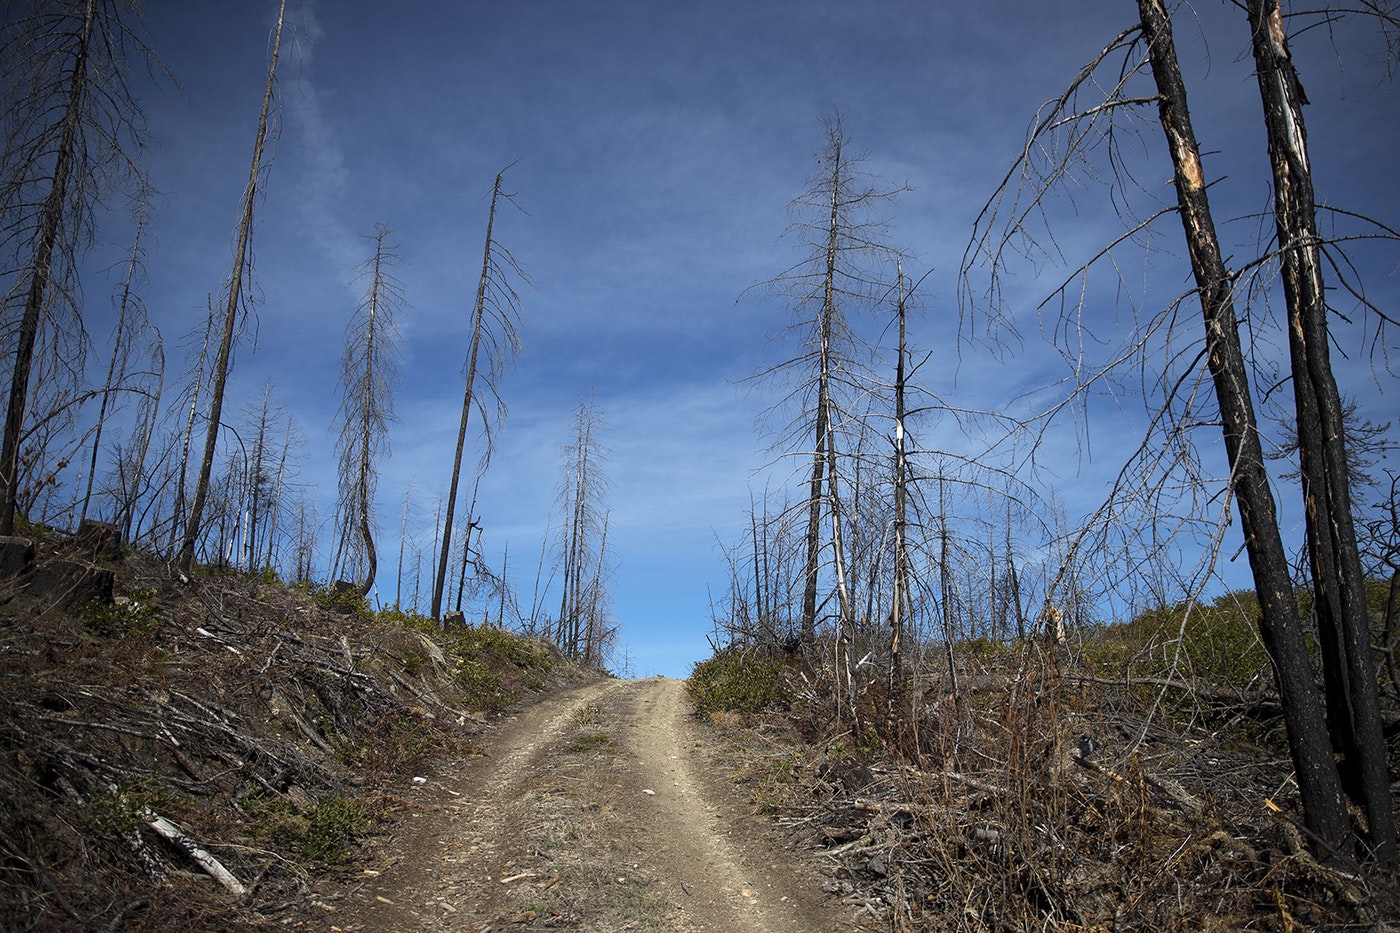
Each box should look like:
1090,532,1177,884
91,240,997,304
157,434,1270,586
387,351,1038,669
701,641,1400,931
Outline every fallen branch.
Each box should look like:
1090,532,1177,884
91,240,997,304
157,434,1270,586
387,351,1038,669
145,812,248,896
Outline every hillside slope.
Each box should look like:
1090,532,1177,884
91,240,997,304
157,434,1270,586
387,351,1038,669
0,524,580,931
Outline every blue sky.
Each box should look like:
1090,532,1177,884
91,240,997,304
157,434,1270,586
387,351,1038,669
73,1,1397,676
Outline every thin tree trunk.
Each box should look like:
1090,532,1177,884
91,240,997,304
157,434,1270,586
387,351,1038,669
81,194,149,524
355,247,381,598
799,136,845,645
262,423,290,572
178,0,286,575
396,484,411,610
1137,0,1350,860
498,543,509,627
433,172,506,619
584,515,610,666
888,266,910,733
120,346,161,541
170,300,214,555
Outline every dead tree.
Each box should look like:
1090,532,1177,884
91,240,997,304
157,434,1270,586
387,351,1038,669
80,181,154,524
0,0,154,534
177,0,286,575
431,167,526,620
751,113,906,648
555,393,611,661
334,224,405,598
960,0,1397,863
1241,0,1394,864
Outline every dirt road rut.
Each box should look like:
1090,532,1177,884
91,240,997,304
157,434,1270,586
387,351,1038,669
340,676,852,931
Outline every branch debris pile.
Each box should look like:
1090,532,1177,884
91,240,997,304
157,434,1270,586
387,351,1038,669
0,530,543,931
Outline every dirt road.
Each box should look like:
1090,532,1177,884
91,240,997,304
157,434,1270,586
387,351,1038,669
337,676,855,931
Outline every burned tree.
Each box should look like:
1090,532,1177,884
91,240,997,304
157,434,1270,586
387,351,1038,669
431,168,526,620
0,0,155,534
752,114,906,648
177,0,286,574
961,0,1397,863
333,224,404,599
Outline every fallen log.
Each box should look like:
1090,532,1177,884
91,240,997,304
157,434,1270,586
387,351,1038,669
145,812,247,896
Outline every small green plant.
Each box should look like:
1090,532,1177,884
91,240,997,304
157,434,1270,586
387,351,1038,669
301,581,370,616
301,793,372,863
85,779,173,834
573,703,603,725
377,606,440,637
566,732,613,753
957,635,1016,663
78,589,161,638
248,791,372,864
456,656,510,709
688,651,791,715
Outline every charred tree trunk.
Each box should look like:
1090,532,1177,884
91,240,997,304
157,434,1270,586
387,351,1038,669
887,266,911,735
0,0,95,535
1243,0,1394,864
1137,0,1350,860
433,172,509,620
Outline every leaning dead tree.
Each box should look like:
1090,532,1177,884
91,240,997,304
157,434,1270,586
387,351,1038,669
430,167,526,620
178,0,285,574
333,224,405,599
0,0,155,535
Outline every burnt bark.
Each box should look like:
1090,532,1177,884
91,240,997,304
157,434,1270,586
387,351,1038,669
1244,0,1395,863
0,0,96,535
1137,0,1351,860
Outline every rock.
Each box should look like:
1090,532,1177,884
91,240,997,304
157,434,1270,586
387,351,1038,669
74,519,121,560
28,560,115,609
0,536,35,579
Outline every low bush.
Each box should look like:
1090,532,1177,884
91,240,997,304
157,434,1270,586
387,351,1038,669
688,651,790,715
250,791,372,864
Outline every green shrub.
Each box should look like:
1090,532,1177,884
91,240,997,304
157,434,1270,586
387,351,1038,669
78,590,161,638
299,581,370,616
566,732,613,753
688,652,790,715
85,779,175,834
442,626,555,709
249,791,372,864
1107,590,1271,688
300,793,372,863
456,656,510,709
447,626,552,671
377,607,439,636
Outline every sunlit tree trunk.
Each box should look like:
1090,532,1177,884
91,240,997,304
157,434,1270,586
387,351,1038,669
1137,0,1350,859
178,0,286,575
